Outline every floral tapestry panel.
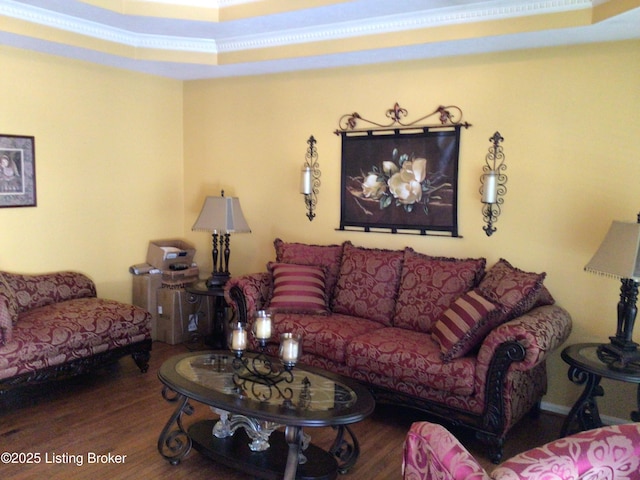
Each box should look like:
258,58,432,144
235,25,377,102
339,128,461,236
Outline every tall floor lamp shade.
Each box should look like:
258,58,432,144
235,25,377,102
585,217,640,372
192,191,251,288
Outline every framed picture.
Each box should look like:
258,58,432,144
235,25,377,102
339,128,461,236
0,134,36,208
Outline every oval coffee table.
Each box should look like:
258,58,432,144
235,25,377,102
157,351,375,480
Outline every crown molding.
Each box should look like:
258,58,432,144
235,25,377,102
1,0,595,54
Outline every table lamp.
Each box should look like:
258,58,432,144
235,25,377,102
192,190,251,287
584,215,640,372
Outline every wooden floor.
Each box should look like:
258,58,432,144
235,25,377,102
0,342,564,479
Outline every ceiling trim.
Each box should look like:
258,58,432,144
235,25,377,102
0,0,639,79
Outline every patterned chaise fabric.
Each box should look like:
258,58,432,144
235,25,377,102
0,271,152,383
403,421,640,480
224,239,573,461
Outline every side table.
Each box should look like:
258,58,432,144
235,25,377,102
561,342,640,436
184,280,229,349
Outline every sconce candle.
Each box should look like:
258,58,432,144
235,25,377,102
482,171,498,204
300,166,313,195
280,333,302,366
253,311,272,340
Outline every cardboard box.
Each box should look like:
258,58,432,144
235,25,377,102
156,287,200,345
131,273,162,340
146,239,196,270
161,266,199,284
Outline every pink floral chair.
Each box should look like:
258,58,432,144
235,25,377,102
402,421,640,480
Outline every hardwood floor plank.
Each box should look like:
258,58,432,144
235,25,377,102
0,341,563,479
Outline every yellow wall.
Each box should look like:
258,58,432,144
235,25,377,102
0,46,184,301
184,39,640,419
1,38,639,419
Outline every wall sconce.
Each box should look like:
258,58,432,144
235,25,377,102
300,135,320,221
480,131,507,236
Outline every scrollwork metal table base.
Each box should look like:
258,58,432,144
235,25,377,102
157,352,374,480
158,393,362,480
157,386,194,465
561,343,640,437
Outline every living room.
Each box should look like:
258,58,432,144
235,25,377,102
0,1,639,478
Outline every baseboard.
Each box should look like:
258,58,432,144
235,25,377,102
540,401,628,425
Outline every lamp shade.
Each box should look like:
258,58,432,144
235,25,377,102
584,221,640,280
192,195,251,234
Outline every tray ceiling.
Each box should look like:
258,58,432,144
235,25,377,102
0,0,638,79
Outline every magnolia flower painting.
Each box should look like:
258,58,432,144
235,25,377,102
340,130,460,236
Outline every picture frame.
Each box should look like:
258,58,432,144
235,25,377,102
0,134,36,208
338,128,461,236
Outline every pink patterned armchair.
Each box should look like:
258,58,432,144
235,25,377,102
402,421,640,480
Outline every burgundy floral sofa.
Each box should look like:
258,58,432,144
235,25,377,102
0,271,152,400
403,421,640,479
224,239,572,462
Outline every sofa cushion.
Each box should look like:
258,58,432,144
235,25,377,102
331,243,404,326
345,327,477,395
268,313,384,363
477,259,546,320
0,271,96,321
394,249,486,333
265,262,328,315
431,289,503,361
0,298,150,381
274,238,344,300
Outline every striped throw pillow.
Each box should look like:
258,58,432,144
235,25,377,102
431,289,501,361
266,263,328,314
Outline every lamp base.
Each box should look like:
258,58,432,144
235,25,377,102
597,339,640,373
206,273,230,288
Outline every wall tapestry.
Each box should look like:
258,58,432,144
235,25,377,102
0,134,36,208
335,104,470,237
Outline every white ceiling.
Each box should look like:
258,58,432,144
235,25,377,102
0,0,639,80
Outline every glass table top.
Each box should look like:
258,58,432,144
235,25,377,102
174,352,358,412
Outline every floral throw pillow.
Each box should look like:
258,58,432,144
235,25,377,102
431,289,504,361
265,262,329,315
331,242,404,326
394,248,486,333
477,258,546,321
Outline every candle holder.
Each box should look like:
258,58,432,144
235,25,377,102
229,316,303,402
229,322,248,356
252,310,272,349
480,131,507,236
279,333,303,369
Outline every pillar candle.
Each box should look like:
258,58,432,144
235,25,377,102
254,315,272,340
300,166,313,195
281,336,300,363
482,171,498,204
231,327,247,351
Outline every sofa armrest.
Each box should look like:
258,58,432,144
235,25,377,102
402,421,489,480
477,305,573,372
0,271,97,322
224,272,271,324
